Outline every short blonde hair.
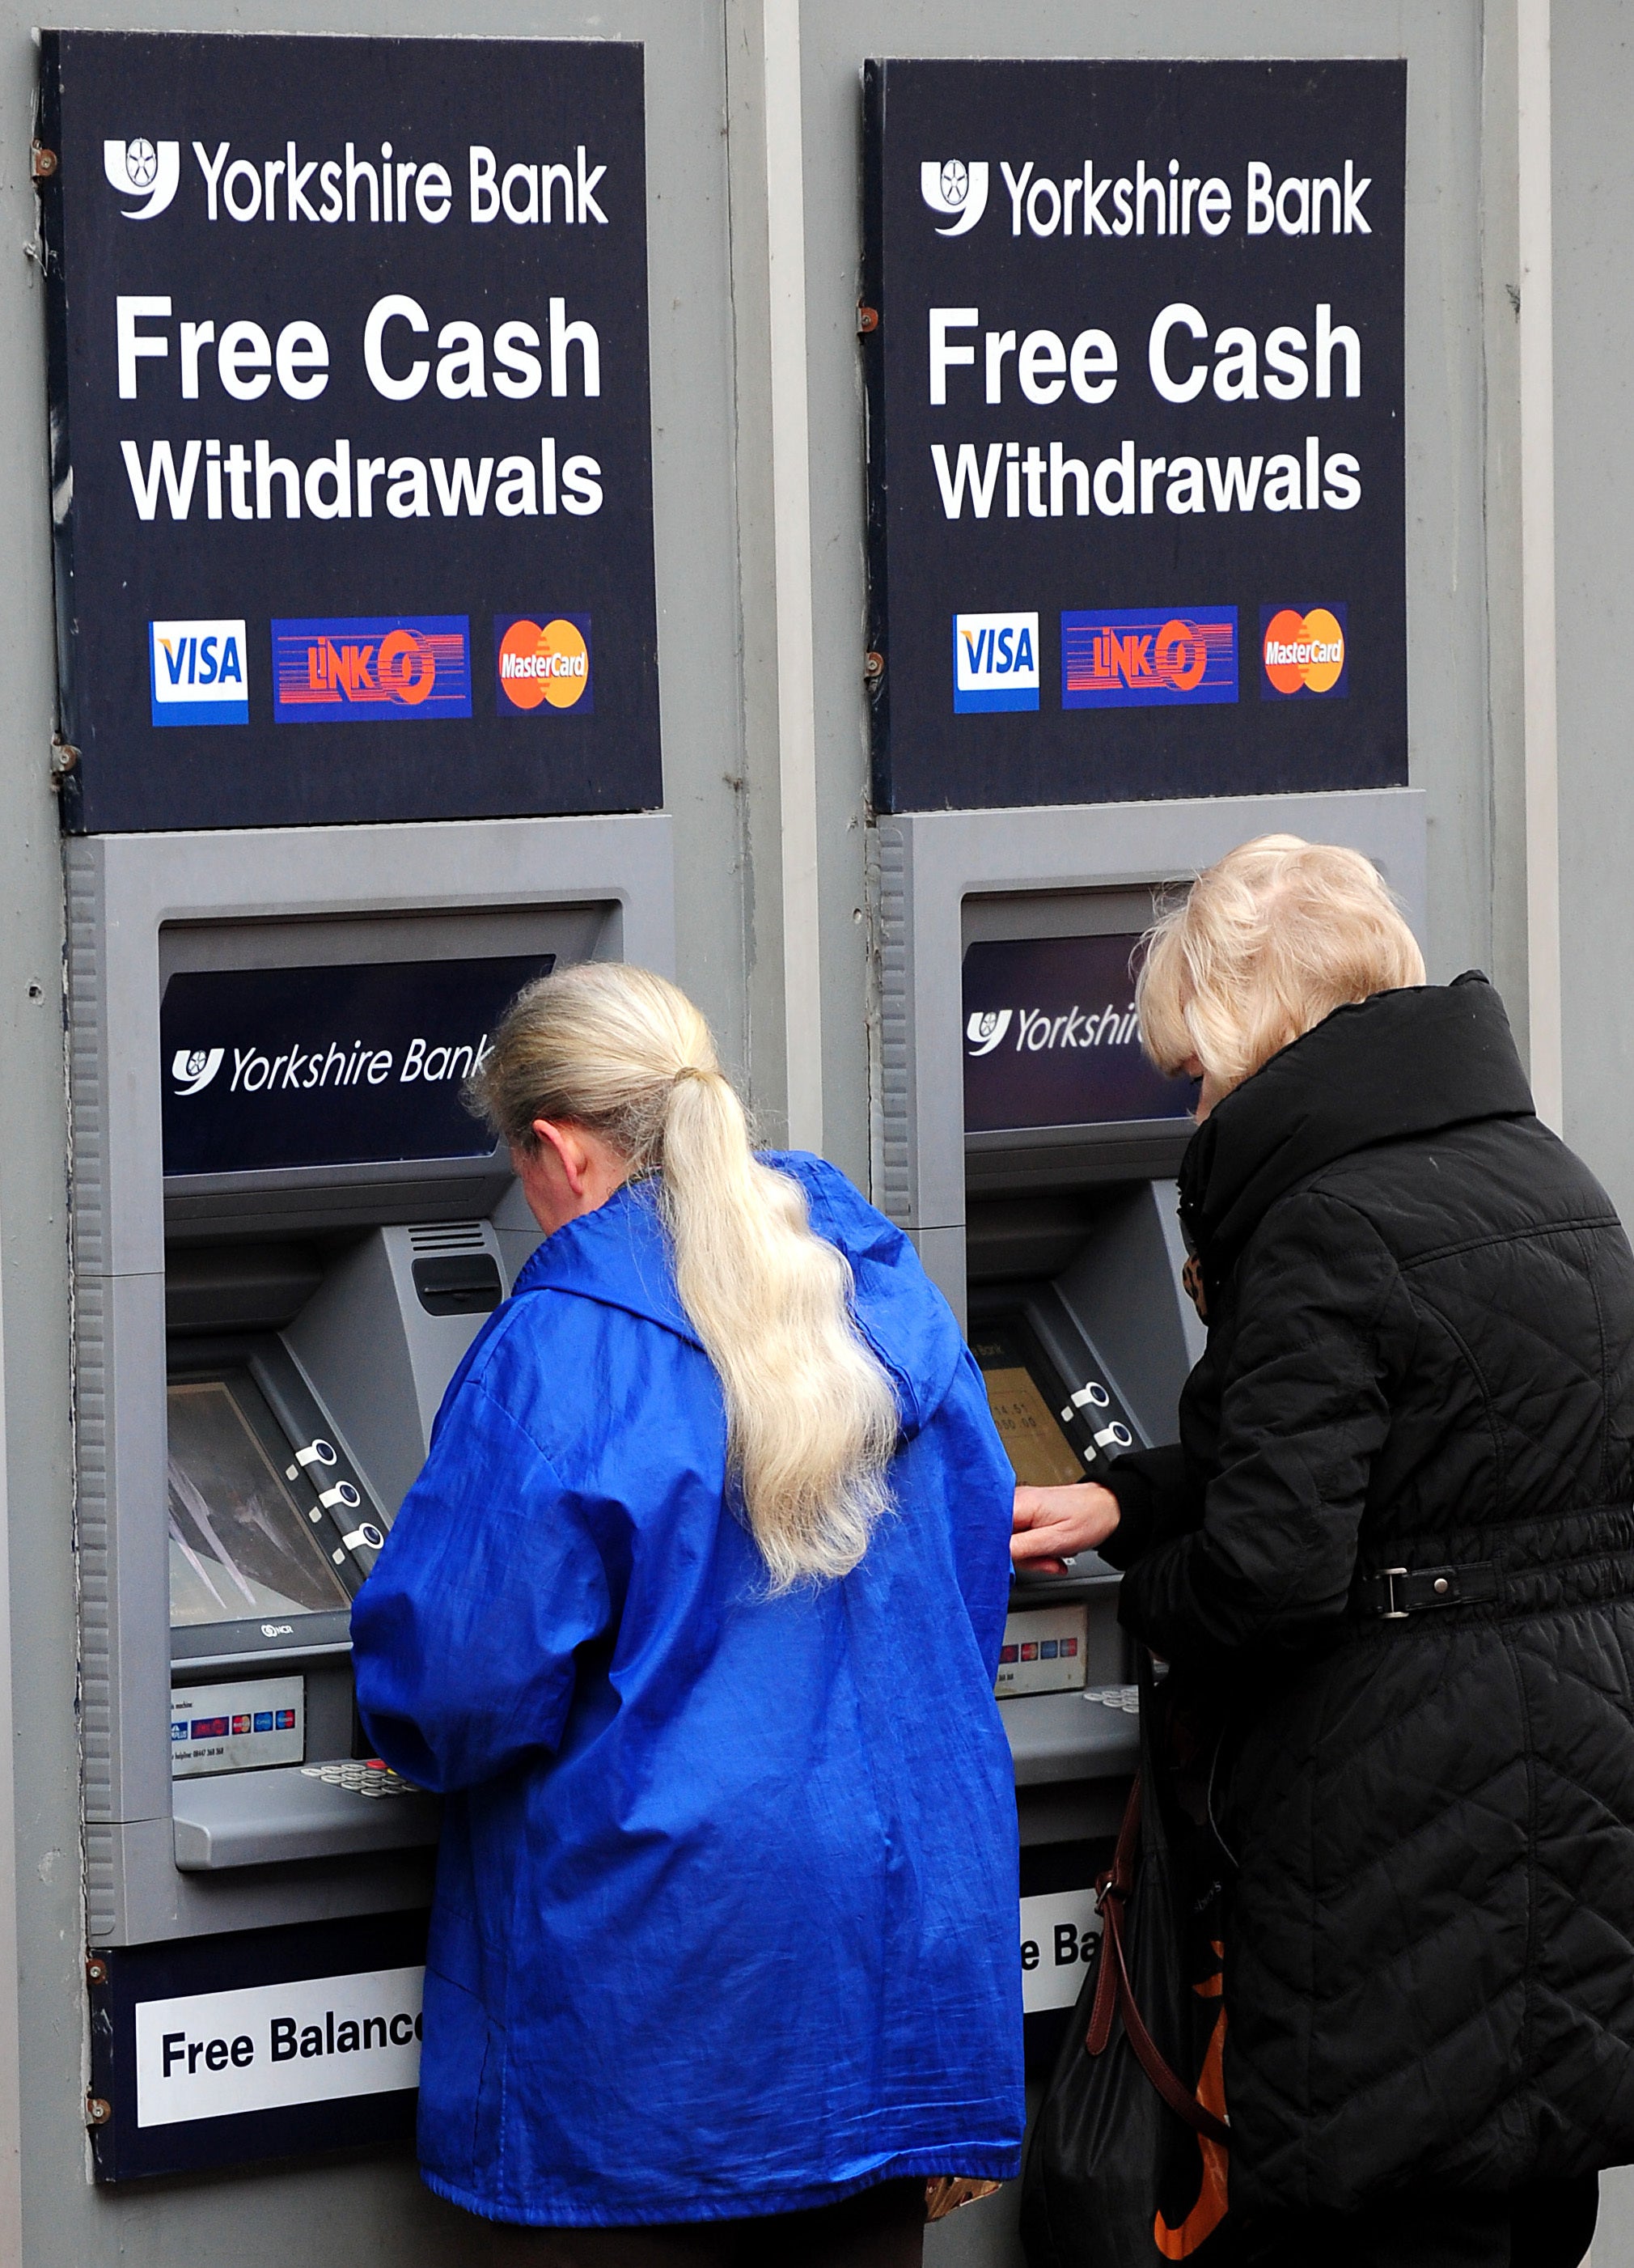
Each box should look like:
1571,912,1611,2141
1137,835,1425,1096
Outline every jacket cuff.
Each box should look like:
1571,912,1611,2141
1094,1460,1156,1570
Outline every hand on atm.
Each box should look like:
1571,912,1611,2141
1010,1482,1121,1575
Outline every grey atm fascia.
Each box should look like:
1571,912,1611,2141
872,786,1428,1329
874,790,1426,1827
68,815,673,1947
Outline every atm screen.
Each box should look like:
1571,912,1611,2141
963,931,1196,1134
972,1329,1086,1488
159,951,554,1177
167,1372,353,1627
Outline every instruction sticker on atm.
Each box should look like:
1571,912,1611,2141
171,1676,303,1778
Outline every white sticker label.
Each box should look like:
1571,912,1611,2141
996,1602,1090,1697
134,1965,424,2126
1020,1889,1101,2015
171,1675,304,1779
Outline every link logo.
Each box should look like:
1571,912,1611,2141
1261,604,1348,698
1060,607,1238,710
954,612,1039,713
271,617,472,723
150,620,248,727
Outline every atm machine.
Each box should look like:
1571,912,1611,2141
872,789,1425,2072
70,814,671,2177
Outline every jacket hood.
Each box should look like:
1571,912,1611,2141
1180,973,1536,1283
513,1149,964,1436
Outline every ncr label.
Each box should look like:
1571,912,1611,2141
134,1964,423,2126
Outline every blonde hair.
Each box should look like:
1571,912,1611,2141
1137,834,1426,1096
472,963,898,1590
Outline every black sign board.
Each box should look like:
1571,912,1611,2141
159,953,550,1175
89,1909,428,2181
862,59,1407,812
963,934,1194,1132
39,31,661,833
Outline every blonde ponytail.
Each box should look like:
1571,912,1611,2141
472,964,899,1589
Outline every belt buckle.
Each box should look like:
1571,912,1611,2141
1381,1566,1410,1620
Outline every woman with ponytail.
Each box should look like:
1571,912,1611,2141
350,964,1024,2262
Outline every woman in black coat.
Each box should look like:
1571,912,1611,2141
1011,836,1634,2268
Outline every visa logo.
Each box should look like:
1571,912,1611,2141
1060,608,1238,710
953,611,1039,713
149,619,248,727
271,617,472,724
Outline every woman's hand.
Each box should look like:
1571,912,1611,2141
1010,1482,1121,1575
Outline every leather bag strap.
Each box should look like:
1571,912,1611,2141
1086,1773,1231,2150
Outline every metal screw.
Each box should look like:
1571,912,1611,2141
85,1957,108,1986
86,2097,111,2127
862,651,885,680
857,305,879,336
49,738,79,779
31,144,58,180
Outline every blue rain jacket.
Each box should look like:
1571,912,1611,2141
351,1153,1024,2228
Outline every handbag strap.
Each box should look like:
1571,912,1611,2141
1086,1772,1232,2151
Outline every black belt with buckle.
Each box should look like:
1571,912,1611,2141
1352,1562,1501,1620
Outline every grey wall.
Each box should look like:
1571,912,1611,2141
1553,3,1634,1224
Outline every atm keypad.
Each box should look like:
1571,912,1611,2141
302,1760,421,1800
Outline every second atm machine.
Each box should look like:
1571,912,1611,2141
70,816,671,2173
873,791,1425,2033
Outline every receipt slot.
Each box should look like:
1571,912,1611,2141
70,815,671,2176
872,791,1424,2057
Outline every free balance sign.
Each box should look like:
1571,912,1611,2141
135,1966,423,2127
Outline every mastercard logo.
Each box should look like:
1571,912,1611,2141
1260,604,1347,699
494,614,594,714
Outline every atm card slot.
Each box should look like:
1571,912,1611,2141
412,1253,502,1316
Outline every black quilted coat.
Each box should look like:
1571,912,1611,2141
1101,975,1634,2219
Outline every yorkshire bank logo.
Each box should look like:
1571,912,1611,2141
965,1003,1141,1054
104,136,180,219
1061,608,1238,710
271,617,472,723
954,612,1039,713
1260,604,1348,698
921,159,989,235
966,1010,1013,1056
171,1048,225,1096
495,615,594,714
